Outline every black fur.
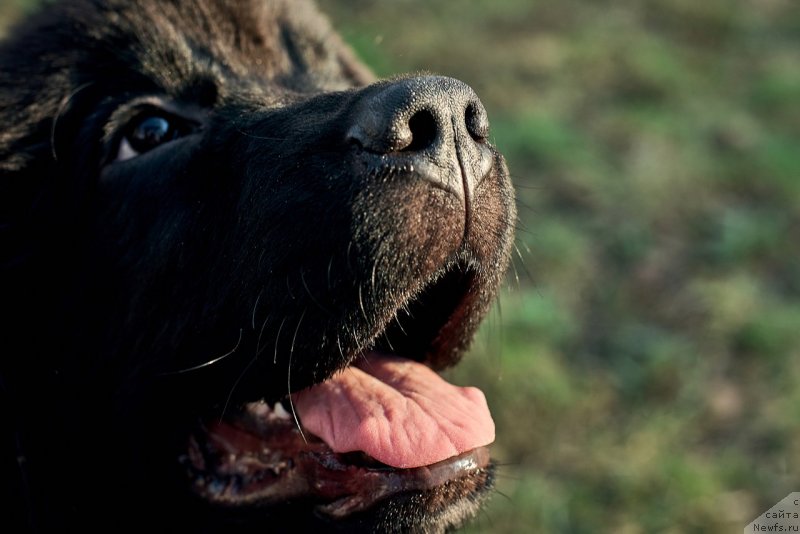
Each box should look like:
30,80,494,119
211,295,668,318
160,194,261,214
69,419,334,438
0,1,515,531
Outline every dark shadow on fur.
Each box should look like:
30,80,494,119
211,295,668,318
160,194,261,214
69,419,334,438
0,1,514,531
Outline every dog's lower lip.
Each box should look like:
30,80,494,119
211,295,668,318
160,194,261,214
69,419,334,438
184,399,492,517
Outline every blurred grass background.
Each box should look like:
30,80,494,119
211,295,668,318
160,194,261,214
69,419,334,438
2,0,799,532
314,1,800,532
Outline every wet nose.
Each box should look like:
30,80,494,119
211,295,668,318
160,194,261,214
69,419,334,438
346,76,493,200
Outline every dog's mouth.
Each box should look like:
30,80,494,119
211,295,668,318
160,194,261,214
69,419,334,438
182,263,495,519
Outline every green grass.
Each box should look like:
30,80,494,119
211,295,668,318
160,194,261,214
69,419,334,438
317,0,800,531
3,0,799,531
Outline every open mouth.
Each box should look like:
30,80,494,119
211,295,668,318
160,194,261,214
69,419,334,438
182,262,495,518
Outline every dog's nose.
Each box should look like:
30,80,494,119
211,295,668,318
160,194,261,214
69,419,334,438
346,76,493,201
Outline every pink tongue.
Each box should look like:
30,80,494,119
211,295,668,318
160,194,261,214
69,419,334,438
294,353,494,469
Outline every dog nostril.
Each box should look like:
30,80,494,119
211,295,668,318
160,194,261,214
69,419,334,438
349,77,490,156
402,109,438,152
465,101,489,142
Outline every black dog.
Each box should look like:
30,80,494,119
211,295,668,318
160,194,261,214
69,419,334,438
0,0,515,531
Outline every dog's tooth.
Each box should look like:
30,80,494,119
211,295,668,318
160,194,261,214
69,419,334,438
249,400,270,417
272,401,290,420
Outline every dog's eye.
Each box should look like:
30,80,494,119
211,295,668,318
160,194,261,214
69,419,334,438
117,115,186,161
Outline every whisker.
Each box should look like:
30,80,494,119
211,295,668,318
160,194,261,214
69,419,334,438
393,308,409,337
219,352,257,421
285,275,296,300
287,310,308,444
513,243,535,284
235,127,287,141
257,248,266,270
336,334,348,366
256,313,272,357
251,289,263,330
357,284,369,323
370,261,378,296
381,329,396,352
301,268,331,314
477,506,495,530
327,256,335,290
345,241,355,276
161,328,242,376
289,312,306,367
273,316,288,364
348,325,364,354
493,489,513,502
492,461,521,468
509,256,521,289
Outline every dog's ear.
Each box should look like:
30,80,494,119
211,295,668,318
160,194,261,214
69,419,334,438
326,31,376,87
279,0,376,87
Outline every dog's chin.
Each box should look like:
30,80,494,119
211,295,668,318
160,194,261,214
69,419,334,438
181,261,496,531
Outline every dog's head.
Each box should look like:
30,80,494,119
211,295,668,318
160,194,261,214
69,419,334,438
0,0,515,531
